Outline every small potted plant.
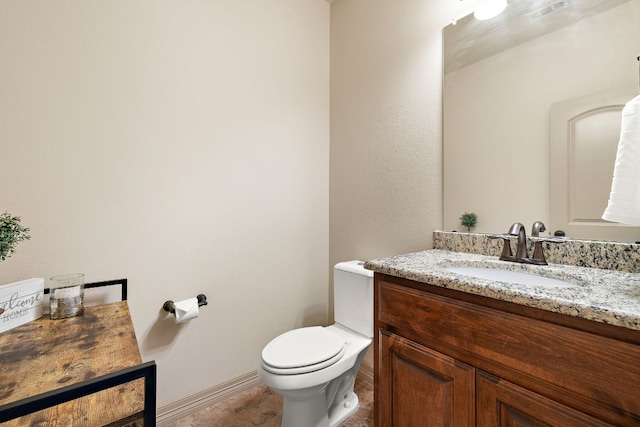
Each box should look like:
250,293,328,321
0,212,31,261
459,212,478,232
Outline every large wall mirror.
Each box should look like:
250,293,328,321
443,0,640,242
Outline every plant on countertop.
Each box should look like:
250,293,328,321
459,212,478,232
0,212,31,261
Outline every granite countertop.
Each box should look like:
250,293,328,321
364,249,640,331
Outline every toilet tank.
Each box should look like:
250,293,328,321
334,261,374,338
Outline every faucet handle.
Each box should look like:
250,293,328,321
531,238,564,265
487,234,513,261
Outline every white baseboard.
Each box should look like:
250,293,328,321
156,369,261,426
156,361,374,425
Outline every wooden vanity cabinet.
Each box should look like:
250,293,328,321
476,371,610,426
374,273,640,426
379,331,474,426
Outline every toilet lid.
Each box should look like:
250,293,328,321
261,326,345,373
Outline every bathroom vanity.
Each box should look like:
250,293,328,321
366,249,640,426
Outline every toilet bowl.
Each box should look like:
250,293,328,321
258,261,373,427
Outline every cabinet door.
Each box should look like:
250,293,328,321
477,371,614,427
378,331,474,427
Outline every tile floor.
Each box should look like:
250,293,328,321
167,378,373,426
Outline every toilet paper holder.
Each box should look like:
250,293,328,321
163,294,208,314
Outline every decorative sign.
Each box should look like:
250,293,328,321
0,278,44,333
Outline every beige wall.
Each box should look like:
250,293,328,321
0,0,329,406
330,0,461,266
0,0,479,414
329,0,474,365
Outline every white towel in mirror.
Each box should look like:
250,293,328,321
603,94,640,226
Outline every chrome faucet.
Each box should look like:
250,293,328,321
487,222,563,266
531,221,546,237
508,222,529,260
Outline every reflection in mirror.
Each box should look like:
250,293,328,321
549,85,637,241
443,0,640,242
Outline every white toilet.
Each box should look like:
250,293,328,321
258,260,374,427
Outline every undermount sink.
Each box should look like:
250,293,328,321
444,266,578,288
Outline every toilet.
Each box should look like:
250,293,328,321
258,260,374,427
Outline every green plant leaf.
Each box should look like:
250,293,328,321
0,212,31,261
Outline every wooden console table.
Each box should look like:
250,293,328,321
0,301,156,426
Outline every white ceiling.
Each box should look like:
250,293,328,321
444,0,630,73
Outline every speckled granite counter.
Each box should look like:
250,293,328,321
364,249,640,331
433,231,640,273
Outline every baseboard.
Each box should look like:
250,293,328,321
357,360,374,385
156,362,375,425
156,369,261,426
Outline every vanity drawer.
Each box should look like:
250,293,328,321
376,276,640,423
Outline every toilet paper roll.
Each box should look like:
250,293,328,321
173,297,199,324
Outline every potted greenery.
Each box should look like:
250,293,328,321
459,212,478,232
0,212,31,261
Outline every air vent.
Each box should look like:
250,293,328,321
528,0,571,18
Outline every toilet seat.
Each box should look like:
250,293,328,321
261,326,346,375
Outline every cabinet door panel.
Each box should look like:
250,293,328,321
378,331,474,427
477,371,614,427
